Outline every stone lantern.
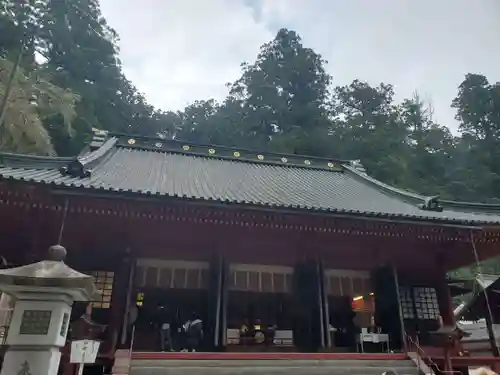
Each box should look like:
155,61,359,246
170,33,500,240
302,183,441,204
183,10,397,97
0,245,98,375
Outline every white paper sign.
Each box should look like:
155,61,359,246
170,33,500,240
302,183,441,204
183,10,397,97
360,333,389,344
361,333,375,342
70,339,101,364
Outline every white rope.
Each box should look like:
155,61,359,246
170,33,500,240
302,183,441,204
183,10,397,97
469,230,498,354
57,198,69,244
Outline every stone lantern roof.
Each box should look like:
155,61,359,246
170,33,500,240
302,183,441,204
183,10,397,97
0,245,99,301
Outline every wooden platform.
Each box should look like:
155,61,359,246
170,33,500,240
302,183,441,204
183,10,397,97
131,351,408,361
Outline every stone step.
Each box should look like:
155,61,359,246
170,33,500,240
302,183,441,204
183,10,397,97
130,359,420,375
131,359,417,368
131,368,419,375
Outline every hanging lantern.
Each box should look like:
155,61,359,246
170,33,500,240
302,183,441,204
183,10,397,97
136,292,144,307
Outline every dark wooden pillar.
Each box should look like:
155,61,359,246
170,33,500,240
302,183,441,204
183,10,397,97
292,259,324,351
371,265,405,351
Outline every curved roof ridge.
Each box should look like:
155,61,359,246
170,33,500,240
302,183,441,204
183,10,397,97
344,164,500,215
109,133,346,172
59,137,118,178
78,136,117,166
343,164,427,205
0,129,117,173
109,132,351,165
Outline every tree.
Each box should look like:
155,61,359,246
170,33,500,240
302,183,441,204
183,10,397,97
453,74,500,143
176,100,219,143
0,56,78,155
40,0,166,155
399,93,455,196
39,0,121,154
452,74,500,200
0,0,50,129
0,0,48,64
227,28,332,153
331,80,409,186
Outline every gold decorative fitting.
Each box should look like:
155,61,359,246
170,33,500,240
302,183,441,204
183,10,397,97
208,148,216,155
155,142,163,148
281,157,288,163
257,154,264,160
233,151,240,157
327,162,335,168
127,138,136,145
182,145,190,151
304,160,311,165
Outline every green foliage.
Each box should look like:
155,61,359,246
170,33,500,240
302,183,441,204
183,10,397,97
0,0,174,155
0,56,78,155
0,0,498,204
1,5,500,205
0,0,48,67
170,29,500,208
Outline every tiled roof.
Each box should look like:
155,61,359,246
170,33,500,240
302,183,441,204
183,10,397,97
2,133,500,225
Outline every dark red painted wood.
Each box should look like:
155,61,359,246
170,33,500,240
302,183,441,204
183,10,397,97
0,183,499,271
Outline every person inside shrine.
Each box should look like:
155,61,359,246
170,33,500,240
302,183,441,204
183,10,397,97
184,313,203,352
157,305,173,352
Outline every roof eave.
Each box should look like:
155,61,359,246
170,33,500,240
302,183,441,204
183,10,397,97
344,164,500,216
35,180,492,229
343,164,427,206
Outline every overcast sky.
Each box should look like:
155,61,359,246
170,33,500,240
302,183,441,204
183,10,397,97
99,0,500,131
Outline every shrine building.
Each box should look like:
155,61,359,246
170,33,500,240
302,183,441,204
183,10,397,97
1,130,500,372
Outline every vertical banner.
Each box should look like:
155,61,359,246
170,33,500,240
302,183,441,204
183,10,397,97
371,266,404,350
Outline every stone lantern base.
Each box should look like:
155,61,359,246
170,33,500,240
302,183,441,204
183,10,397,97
3,347,61,375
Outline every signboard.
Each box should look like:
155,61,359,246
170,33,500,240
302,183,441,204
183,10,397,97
19,310,52,335
70,339,100,364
